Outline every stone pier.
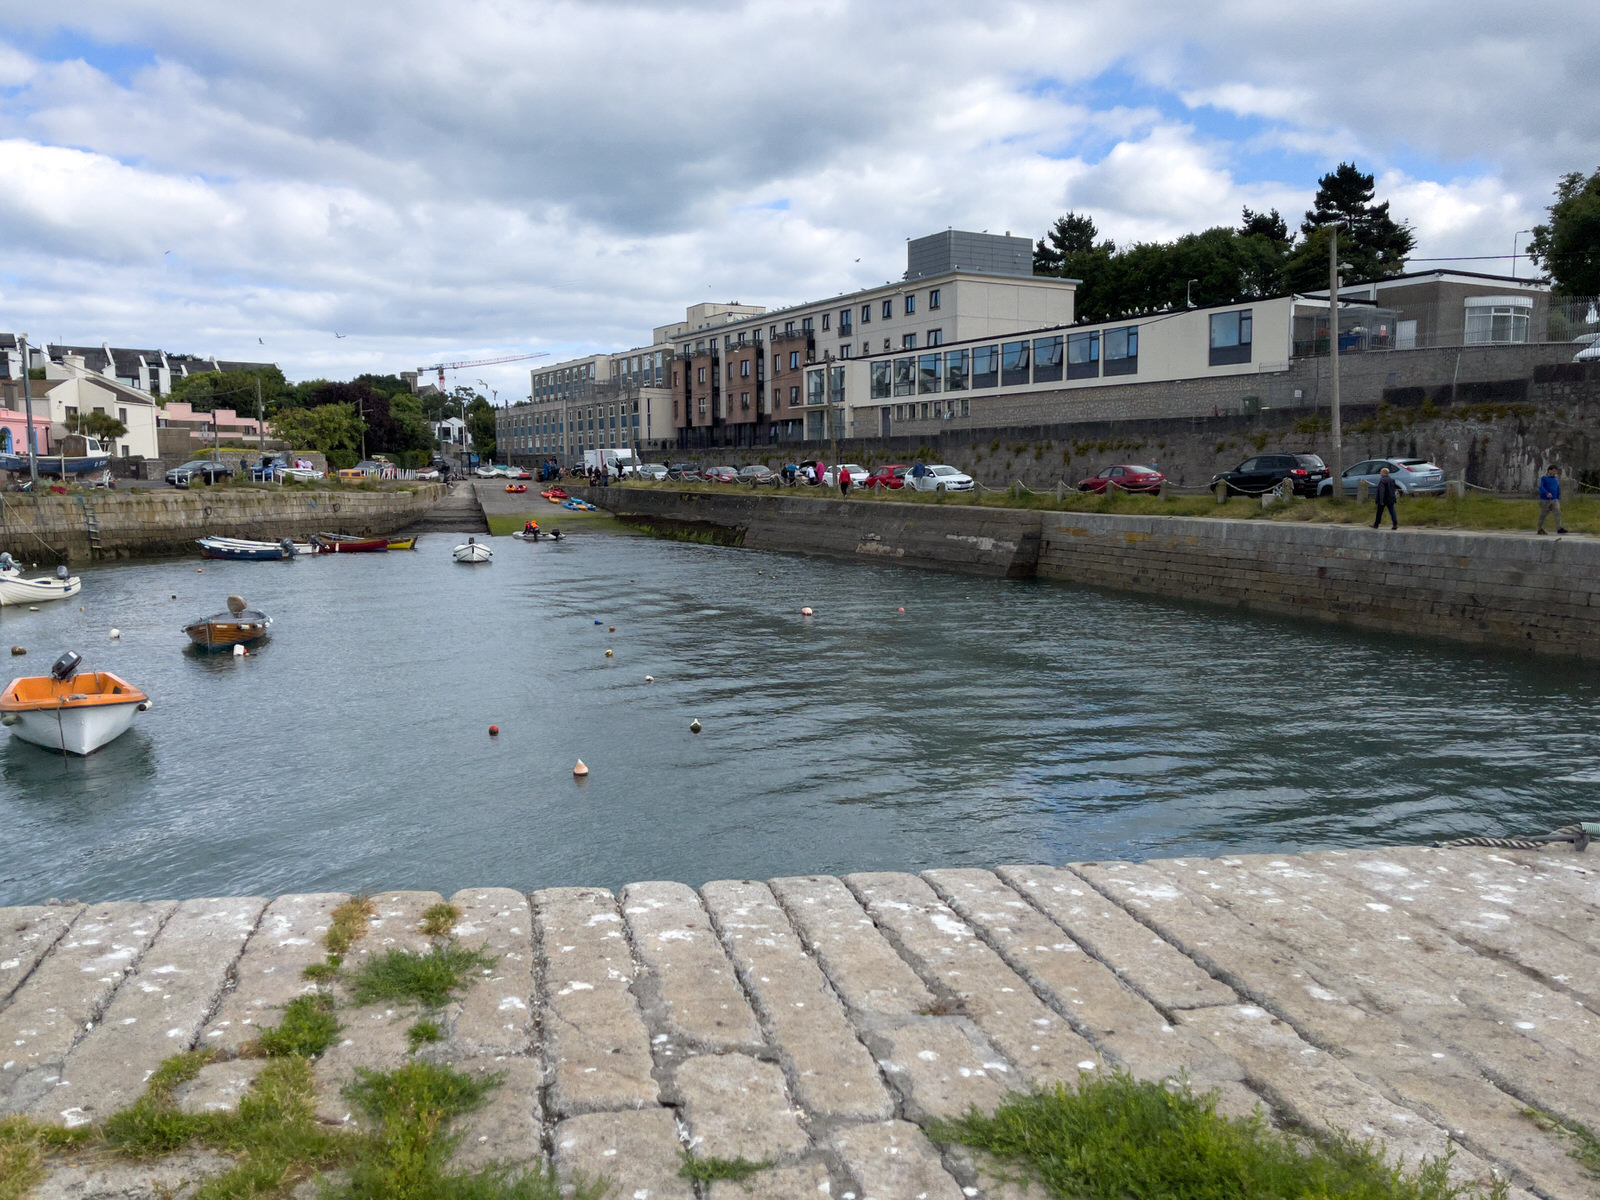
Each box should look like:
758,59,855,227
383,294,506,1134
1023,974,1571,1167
1,844,1595,1198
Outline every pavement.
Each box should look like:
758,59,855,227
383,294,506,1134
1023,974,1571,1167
2,844,1595,1198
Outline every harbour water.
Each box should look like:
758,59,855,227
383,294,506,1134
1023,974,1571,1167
2,529,1596,906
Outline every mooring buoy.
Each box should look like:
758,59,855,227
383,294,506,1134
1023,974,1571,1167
690,719,702,733
573,759,589,776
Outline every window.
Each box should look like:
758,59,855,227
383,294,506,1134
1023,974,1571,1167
118,407,128,425
770,326,777,340
1001,339,1030,386
802,317,813,333
740,359,751,377
807,371,824,405
883,300,893,319
871,362,892,399
1067,331,1099,379
917,353,941,394
697,366,706,383
741,391,750,410
839,345,851,359
785,321,794,334
920,402,929,420
1032,335,1063,383
1104,326,1138,376
822,313,830,330
929,288,941,310
1464,297,1532,344
904,294,916,315
790,385,800,406
883,338,891,351
840,309,852,333
927,329,943,346
944,349,968,391
788,351,800,369
972,345,999,388
1209,310,1253,365
893,357,915,396
902,333,917,349
861,304,871,324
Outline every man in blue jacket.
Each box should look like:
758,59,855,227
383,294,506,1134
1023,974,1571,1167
1537,465,1568,535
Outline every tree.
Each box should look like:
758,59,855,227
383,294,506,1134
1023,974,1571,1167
66,409,127,448
466,396,497,462
270,403,364,469
1284,162,1414,291
166,365,290,416
1528,167,1600,295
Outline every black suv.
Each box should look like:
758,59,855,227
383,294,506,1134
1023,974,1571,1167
1211,453,1328,497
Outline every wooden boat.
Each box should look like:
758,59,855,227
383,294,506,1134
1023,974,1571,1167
0,553,82,606
184,594,272,650
197,536,301,561
1,651,150,755
385,536,418,551
452,537,492,564
311,532,389,553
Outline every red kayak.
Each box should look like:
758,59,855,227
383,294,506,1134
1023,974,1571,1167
541,487,569,500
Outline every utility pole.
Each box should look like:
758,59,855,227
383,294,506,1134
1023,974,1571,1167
18,333,38,484
1328,224,1343,497
255,376,264,453
825,351,838,473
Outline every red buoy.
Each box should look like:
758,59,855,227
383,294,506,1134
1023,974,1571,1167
489,725,500,736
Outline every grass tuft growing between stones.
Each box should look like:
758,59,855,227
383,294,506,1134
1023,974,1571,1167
347,942,498,1008
325,895,377,957
1,1116,90,1200
1522,1107,1600,1178
929,1072,1508,1200
677,1152,773,1184
408,1018,444,1052
420,902,462,937
255,993,341,1059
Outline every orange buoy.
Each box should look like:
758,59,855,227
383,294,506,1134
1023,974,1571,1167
573,759,589,776
489,725,500,736
898,607,905,613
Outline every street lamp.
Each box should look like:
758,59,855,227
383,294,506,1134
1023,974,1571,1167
1512,229,1534,280
1328,223,1344,496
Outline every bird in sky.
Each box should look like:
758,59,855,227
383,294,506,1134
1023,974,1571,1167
258,337,263,344
334,332,347,338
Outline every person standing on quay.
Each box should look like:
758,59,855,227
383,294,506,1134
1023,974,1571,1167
1372,466,1399,530
839,464,851,497
1537,464,1568,534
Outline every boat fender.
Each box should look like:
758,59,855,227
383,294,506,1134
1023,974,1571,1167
137,701,152,712
110,629,120,639
0,712,16,726
50,651,82,682
10,646,23,656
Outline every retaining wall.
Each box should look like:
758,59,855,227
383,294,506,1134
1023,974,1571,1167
0,484,444,562
596,488,1600,660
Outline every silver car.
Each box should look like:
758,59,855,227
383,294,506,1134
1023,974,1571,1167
1318,457,1446,497
636,463,669,481
906,464,975,492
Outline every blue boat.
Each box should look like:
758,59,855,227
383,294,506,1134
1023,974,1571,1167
197,536,302,561
0,435,111,477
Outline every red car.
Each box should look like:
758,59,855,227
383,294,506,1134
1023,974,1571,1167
862,464,909,489
1077,464,1165,495
702,465,739,484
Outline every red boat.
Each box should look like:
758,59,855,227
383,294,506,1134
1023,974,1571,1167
541,487,569,500
311,532,390,554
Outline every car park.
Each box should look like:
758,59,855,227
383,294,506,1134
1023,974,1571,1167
737,465,777,486
702,465,739,484
862,464,909,489
1077,464,1165,495
906,464,975,492
1211,453,1328,496
1318,457,1447,496
636,463,669,481
166,459,234,487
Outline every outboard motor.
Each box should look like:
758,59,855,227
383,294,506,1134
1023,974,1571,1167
50,650,82,682
0,552,15,571
279,537,296,557
56,564,70,580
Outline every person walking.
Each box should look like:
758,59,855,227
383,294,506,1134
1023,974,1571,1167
1372,466,1399,530
911,460,928,489
1537,464,1568,534
839,464,851,497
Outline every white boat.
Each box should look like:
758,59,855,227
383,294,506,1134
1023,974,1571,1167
197,536,308,561
0,553,82,606
1,651,151,755
452,537,492,564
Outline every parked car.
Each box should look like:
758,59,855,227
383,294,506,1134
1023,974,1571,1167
666,462,701,481
636,463,669,481
862,464,909,489
906,464,975,492
820,463,869,488
1078,464,1165,495
1211,453,1328,497
702,465,739,484
166,459,234,487
1318,458,1446,497
737,465,777,486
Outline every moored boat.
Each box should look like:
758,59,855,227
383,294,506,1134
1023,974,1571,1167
184,594,272,650
0,553,82,606
385,536,418,550
1,651,151,755
452,537,492,564
197,536,302,561
0,435,111,478
311,533,390,553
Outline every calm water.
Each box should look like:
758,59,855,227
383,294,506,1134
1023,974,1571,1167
1,529,1596,906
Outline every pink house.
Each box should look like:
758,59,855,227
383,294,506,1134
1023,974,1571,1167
157,401,265,440
0,381,54,461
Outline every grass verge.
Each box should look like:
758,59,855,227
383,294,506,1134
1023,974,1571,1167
929,1072,1508,1200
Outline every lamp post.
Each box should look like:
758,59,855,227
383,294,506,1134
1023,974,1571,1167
1511,229,1534,280
1328,223,1344,496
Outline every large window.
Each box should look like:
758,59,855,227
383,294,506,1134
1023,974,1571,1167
902,333,917,350
806,371,824,405
1210,310,1253,365
1104,326,1138,376
1001,339,1031,386
861,304,871,324
904,294,916,315
883,300,893,319
929,288,941,310
893,357,915,396
1032,335,1063,383
917,353,941,394
972,345,999,388
927,329,943,346
1464,297,1532,344
945,349,969,391
1067,331,1099,379
871,361,892,399
840,310,852,333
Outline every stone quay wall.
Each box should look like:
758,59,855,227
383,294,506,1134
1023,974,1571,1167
0,484,444,562
594,488,1600,660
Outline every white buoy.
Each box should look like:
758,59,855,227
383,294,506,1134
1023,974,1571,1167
645,675,654,683
109,629,120,639
232,644,246,657
800,606,813,616
573,759,589,776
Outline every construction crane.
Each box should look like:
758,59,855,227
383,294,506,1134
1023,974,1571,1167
419,351,550,391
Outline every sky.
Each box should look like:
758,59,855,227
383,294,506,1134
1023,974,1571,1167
1,1,1597,404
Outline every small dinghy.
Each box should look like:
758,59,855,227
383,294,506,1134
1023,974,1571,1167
0,553,81,606
311,533,389,553
197,536,302,561
185,594,273,650
452,537,492,564
1,651,151,755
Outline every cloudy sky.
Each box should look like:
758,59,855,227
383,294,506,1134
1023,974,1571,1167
2,1,1597,401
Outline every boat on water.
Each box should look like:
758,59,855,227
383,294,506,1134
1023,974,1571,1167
0,435,111,478
311,532,389,553
0,553,82,606
385,536,418,551
453,537,492,564
512,527,563,542
197,536,305,561
1,651,151,755
184,594,272,650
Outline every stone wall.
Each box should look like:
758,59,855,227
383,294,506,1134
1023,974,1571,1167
0,484,442,562
594,488,1600,661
